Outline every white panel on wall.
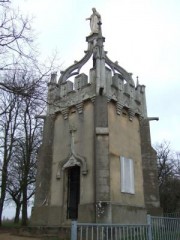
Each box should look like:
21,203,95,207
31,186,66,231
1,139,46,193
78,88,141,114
120,156,135,194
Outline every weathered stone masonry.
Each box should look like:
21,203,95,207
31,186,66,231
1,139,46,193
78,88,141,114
31,12,161,226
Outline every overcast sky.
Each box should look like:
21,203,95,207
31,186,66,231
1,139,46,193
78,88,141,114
3,0,179,218
14,0,180,148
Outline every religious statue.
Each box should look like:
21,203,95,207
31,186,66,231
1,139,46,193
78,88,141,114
86,8,101,34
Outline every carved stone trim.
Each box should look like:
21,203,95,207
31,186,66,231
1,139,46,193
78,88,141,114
58,49,93,84
107,96,111,103
76,102,83,114
91,96,96,103
56,153,87,179
56,128,88,179
105,54,135,85
139,114,143,121
62,155,81,170
128,108,135,121
116,102,124,115
61,108,69,120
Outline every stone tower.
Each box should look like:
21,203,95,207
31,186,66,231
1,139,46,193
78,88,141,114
31,10,161,226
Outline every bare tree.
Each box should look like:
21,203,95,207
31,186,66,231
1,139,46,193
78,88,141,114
6,129,41,225
0,1,10,4
155,141,180,213
1,67,46,225
6,147,23,224
0,90,20,225
0,1,34,67
174,152,180,179
20,97,43,226
6,140,24,224
0,1,56,97
156,141,174,188
0,0,58,225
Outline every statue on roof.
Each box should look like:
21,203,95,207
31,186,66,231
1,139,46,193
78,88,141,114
86,8,101,34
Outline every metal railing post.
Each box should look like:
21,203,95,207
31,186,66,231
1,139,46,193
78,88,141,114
71,220,77,240
147,215,153,240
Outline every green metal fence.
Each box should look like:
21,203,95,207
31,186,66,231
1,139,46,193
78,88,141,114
151,216,180,240
71,215,180,240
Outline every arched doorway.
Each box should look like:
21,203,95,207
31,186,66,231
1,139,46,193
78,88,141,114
67,166,80,220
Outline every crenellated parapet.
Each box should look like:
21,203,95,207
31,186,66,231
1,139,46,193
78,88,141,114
47,66,147,121
46,26,148,121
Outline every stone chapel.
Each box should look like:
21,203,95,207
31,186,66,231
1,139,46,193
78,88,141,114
31,9,161,226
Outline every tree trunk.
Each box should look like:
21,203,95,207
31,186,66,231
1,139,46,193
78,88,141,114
0,163,8,226
0,199,4,226
0,189,6,226
21,183,28,226
14,202,21,224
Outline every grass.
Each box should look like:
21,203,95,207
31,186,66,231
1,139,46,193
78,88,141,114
42,237,65,240
152,230,180,240
1,220,70,240
1,219,21,228
41,236,70,240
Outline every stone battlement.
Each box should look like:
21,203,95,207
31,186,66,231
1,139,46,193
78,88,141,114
47,67,147,121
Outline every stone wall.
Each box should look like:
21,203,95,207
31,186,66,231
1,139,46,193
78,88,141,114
140,119,162,215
